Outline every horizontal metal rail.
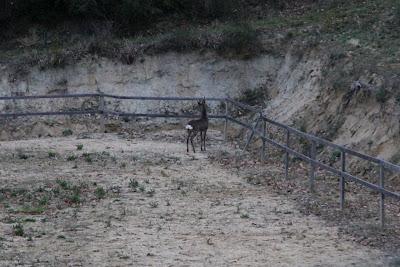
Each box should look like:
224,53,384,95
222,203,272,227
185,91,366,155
0,93,99,100
226,98,400,173
103,94,226,101
106,110,226,119
0,93,225,102
0,93,399,207
0,110,98,117
228,116,400,200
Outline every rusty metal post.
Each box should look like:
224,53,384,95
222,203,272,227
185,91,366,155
340,151,346,210
285,129,290,179
98,93,106,133
243,114,262,152
379,163,385,228
224,100,228,141
309,140,316,192
261,118,266,161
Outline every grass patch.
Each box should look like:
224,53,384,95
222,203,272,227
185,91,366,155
56,179,70,190
13,223,24,236
82,153,93,163
76,144,84,150
94,187,106,199
128,178,139,191
62,129,73,136
18,205,45,215
67,155,77,161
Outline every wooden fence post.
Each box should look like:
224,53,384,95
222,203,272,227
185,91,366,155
340,151,346,210
285,129,290,179
309,140,316,192
379,163,385,228
224,100,228,141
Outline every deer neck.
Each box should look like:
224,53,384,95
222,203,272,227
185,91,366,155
201,107,207,120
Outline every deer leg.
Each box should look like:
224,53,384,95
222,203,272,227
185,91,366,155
200,131,203,151
190,131,197,153
203,129,207,151
187,130,191,153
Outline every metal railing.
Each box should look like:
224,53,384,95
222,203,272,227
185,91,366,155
0,93,399,227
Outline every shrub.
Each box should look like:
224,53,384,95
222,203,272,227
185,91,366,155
94,187,106,199
13,223,24,236
62,129,73,136
218,23,261,57
236,86,268,106
375,88,390,103
157,29,200,52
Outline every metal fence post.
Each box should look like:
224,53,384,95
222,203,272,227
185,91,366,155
224,100,228,141
261,118,266,161
379,162,385,228
285,129,290,179
340,151,346,210
98,93,106,133
243,114,262,152
309,140,316,192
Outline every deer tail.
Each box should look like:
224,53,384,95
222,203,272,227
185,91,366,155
185,124,193,130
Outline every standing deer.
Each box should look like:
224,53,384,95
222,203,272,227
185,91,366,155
185,98,208,153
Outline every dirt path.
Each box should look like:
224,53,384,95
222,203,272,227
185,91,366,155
0,131,392,266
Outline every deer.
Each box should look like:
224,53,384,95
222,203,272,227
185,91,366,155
185,98,208,153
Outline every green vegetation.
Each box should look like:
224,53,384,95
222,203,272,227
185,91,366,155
94,187,106,199
13,223,24,236
18,153,29,160
67,155,77,161
76,144,84,151
62,129,73,136
83,153,93,163
56,179,70,190
375,88,390,103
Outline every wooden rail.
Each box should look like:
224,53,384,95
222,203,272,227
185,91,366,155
0,93,399,228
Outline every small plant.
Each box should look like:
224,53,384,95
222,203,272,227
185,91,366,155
48,151,56,158
76,144,84,150
240,213,249,219
38,195,49,206
68,193,81,204
13,223,24,236
128,178,139,190
62,129,73,136
83,153,93,163
138,185,146,192
18,153,29,160
67,155,77,161
95,187,106,199
149,201,159,208
120,162,127,168
329,150,341,163
56,179,70,190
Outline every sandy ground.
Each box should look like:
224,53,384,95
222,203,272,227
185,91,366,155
0,130,395,266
